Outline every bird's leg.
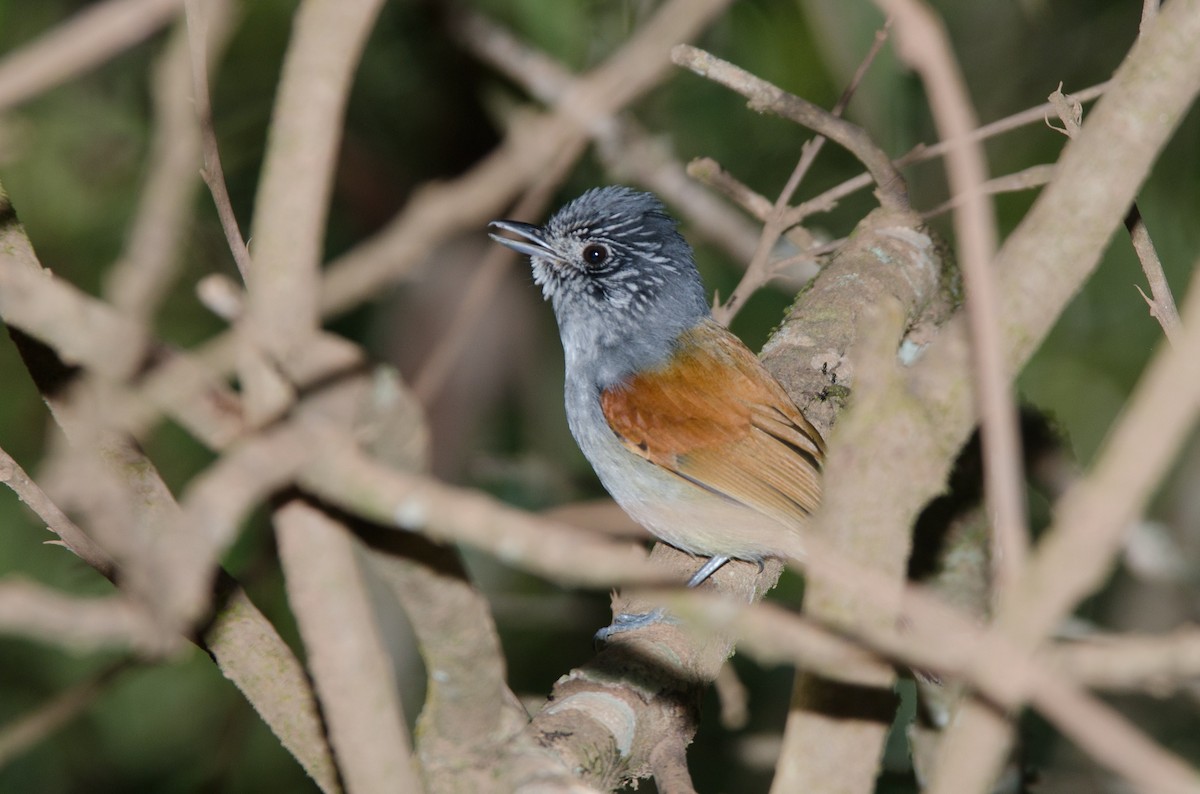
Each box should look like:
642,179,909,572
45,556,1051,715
594,555,731,643
685,554,730,588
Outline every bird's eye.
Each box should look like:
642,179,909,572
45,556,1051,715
582,244,609,267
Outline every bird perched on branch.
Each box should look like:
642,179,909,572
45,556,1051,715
490,186,823,635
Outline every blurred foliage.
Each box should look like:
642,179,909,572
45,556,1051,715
0,0,1197,792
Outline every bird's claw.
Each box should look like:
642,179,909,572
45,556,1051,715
593,607,678,645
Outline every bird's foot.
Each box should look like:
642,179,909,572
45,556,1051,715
593,608,679,644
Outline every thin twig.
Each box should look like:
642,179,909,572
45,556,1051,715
184,0,251,281
673,45,910,212
780,81,1109,229
682,160,832,278
713,21,892,323
0,446,114,577
1050,80,1184,343
1126,206,1183,343
921,163,1056,220
686,157,778,219
0,660,133,767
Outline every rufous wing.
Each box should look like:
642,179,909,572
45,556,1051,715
599,318,824,528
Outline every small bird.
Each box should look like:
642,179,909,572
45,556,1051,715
490,187,824,631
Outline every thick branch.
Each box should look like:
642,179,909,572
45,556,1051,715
276,501,423,793
244,0,384,367
874,0,1028,602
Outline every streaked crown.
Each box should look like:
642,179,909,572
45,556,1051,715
489,186,709,331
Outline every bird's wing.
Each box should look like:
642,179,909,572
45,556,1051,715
600,318,824,528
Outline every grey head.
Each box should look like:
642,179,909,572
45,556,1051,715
489,186,710,388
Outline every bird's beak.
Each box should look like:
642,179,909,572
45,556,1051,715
488,220,562,263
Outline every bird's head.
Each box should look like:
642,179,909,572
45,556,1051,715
490,186,710,382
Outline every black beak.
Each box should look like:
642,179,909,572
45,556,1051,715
488,220,562,262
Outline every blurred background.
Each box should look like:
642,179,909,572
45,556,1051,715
0,0,1196,791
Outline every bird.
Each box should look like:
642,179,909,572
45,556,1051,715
489,186,824,634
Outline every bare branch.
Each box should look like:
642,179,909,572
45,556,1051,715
185,0,252,281
664,583,1200,794
3,189,341,791
0,0,185,112
103,5,234,318
0,445,114,577
1126,206,1183,343
203,586,342,793
914,2,1200,781
242,0,383,423
876,0,1029,610
0,578,173,654
1049,628,1200,695
298,437,665,589
672,45,910,212
713,22,891,323
276,501,424,794
0,660,131,769
1049,84,1183,345
0,202,244,448
906,0,1200,607
934,250,1200,789
921,163,1057,220
780,81,1109,229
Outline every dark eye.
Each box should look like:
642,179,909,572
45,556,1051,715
582,244,609,267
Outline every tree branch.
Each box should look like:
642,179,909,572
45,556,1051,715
672,44,910,212
0,0,185,112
